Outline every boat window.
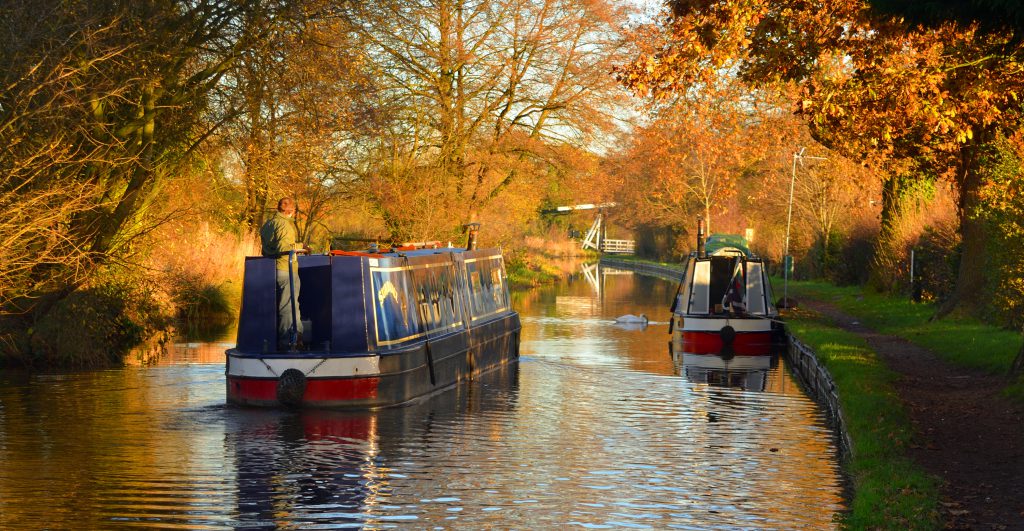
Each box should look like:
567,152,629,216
465,256,509,321
689,260,711,314
371,268,424,345
410,262,463,335
708,257,737,312
673,258,694,315
371,261,467,346
746,262,767,315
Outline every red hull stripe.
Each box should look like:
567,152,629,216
681,331,773,356
228,376,380,403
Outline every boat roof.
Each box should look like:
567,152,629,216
330,246,476,259
704,234,751,257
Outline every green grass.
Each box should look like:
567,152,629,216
788,312,941,529
505,254,565,289
784,279,1023,383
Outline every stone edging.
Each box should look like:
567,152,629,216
599,256,854,457
787,334,853,457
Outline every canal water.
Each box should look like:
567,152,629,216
0,265,845,529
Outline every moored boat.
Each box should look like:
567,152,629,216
226,239,521,408
669,221,783,356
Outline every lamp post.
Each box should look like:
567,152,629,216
783,148,827,307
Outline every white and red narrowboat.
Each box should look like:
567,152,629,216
226,237,520,408
669,224,783,356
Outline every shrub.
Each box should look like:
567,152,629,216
165,269,235,320
913,220,960,304
832,226,875,286
27,271,173,368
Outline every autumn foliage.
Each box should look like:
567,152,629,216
618,0,1024,317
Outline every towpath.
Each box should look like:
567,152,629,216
801,299,1024,530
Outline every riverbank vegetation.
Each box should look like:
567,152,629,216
0,0,628,367
506,237,597,289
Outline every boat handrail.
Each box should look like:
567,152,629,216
329,250,387,258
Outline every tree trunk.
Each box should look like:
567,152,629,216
1011,334,1024,379
868,172,907,290
935,140,989,319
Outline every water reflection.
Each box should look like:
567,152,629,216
0,265,844,529
674,353,778,393
228,365,519,528
230,410,378,527
231,366,520,527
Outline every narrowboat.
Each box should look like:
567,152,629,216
226,239,521,408
669,222,783,356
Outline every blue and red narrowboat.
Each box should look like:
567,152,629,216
226,242,520,408
669,223,783,356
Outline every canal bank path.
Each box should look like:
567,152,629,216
801,299,1024,530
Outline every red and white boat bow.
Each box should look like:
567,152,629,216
669,230,783,356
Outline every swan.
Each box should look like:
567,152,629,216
614,314,648,324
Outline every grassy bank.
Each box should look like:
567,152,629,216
785,279,1024,401
506,254,564,289
505,248,598,289
786,309,941,529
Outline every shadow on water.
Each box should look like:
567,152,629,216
175,313,237,343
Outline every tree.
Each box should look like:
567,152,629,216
0,0,313,352
222,9,371,238
867,0,1024,32
617,0,1024,316
610,74,803,256
617,96,755,233
791,154,872,278
339,0,632,241
972,133,1024,378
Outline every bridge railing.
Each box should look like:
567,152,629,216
601,239,635,254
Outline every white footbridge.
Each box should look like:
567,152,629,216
543,203,635,254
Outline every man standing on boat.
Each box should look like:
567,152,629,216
260,197,308,350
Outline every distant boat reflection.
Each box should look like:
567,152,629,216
672,351,781,392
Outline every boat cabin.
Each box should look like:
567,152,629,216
672,237,777,319
235,247,512,354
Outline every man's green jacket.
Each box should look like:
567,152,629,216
260,212,300,271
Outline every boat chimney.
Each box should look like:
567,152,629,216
463,222,481,250
697,217,706,258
